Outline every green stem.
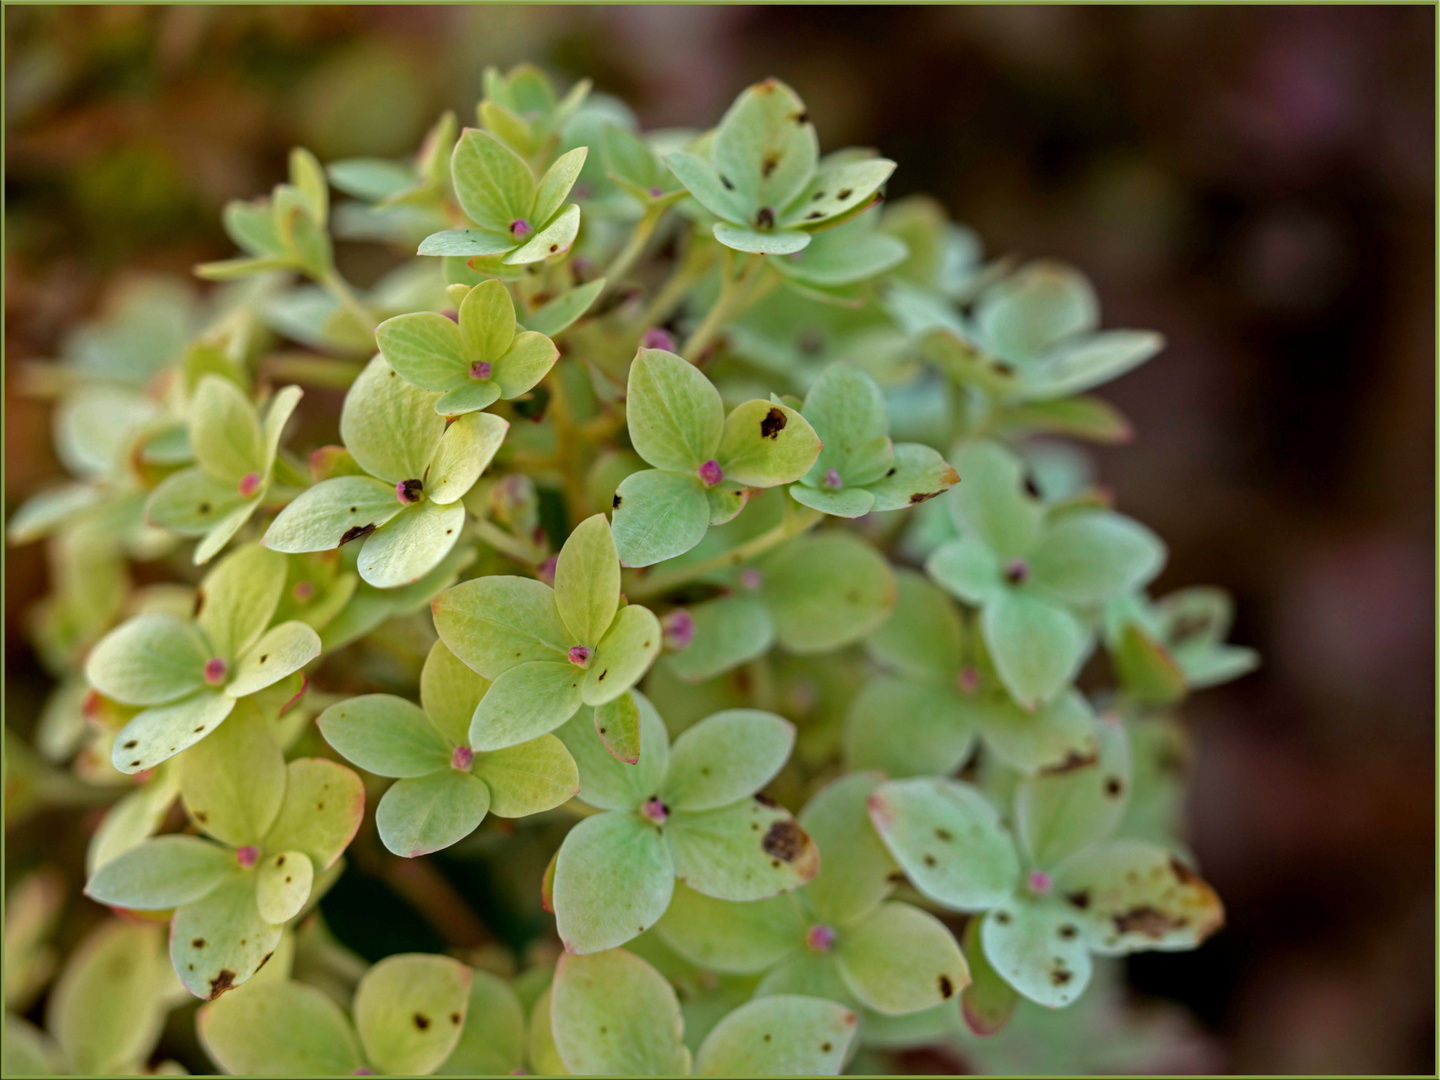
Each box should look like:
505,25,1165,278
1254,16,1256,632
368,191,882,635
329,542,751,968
626,505,822,600
319,269,378,332
640,242,715,330
680,254,778,360
473,519,543,566
600,204,666,297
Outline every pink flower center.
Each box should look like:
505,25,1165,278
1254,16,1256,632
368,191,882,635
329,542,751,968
509,219,532,239
1005,559,1029,585
957,667,981,694
238,472,262,498
397,479,424,504
203,658,228,685
451,746,474,771
1028,869,1053,895
648,186,664,198
469,360,493,381
819,468,843,491
641,327,676,351
641,798,668,824
236,846,259,869
698,459,724,488
568,645,590,667
661,610,695,652
806,925,837,952
293,581,315,601
739,568,763,592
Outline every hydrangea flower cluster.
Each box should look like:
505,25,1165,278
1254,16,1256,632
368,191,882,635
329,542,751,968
6,67,1255,1077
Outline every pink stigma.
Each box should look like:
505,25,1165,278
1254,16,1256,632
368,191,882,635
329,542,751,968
204,658,228,686
451,746,474,771
1005,559,1029,584
293,581,315,601
739,568,763,592
641,327,676,351
537,556,558,586
698,459,724,488
820,468,843,491
1028,869,1053,895
469,360,493,381
648,186,664,198
957,667,981,694
568,645,590,667
510,219,532,238
806,925,837,952
641,798,668,823
238,472,261,498
661,609,695,652
236,846,259,869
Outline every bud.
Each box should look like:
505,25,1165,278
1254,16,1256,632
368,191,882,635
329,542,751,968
450,746,475,771
238,472,262,498
568,645,590,667
397,478,424,505
236,846,259,869
204,658,228,686
698,459,724,488
509,219,532,239
641,327,676,351
469,360,493,381
819,468,843,492
661,609,695,652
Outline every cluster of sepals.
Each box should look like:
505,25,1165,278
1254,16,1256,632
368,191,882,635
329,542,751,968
5,64,1257,1077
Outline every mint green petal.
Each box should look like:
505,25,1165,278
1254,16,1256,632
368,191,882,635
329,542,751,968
801,362,890,480
468,660,584,751
180,700,286,846
111,692,236,775
554,513,621,648
717,400,821,488
866,443,961,513
983,590,1089,710
946,440,1043,560
356,499,466,588
262,758,365,870
198,981,365,1075
665,595,775,683
584,602,662,706
227,620,321,698
710,481,751,529
762,532,896,655
374,312,468,392
713,79,817,211
667,800,818,902
925,534,1004,606
425,410,507,505
553,812,675,953
713,223,812,256
255,849,313,923
977,688,1098,776
198,543,288,662
458,278,517,361
551,948,689,1075
451,128,534,232
789,484,875,518
612,469,712,568
523,278,606,338
974,260,1098,364
1025,329,1163,400
753,949,854,1003
1015,711,1131,869
191,375,265,484
626,347,725,473
417,228,515,257
834,902,969,1016
262,475,402,554
798,771,897,928
431,575,570,679
979,897,1092,1008
376,771,491,857
781,157,897,229
693,995,857,1077
504,203,581,264
86,613,209,706
555,693,670,811
171,875,284,1000
193,501,258,566
147,468,247,536
473,734,578,818
436,381,502,416
317,694,452,778
353,954,473,1076
493,330,559,399
1028,510,1166,606
532,147,588,233
662,709,794,812
664,150,749,223
419,638,489,748
434,970,526,1076
655,882,804,975
339,355,446,485
844,676,977,780
866,570,962,681
84,835,233,910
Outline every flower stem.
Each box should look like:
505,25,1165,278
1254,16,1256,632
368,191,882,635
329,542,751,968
319,269,378,333
625,504,822,600
680,254,776,360
600,204,666,297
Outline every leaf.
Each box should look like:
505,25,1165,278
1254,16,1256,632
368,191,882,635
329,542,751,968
665,595,775,683
663,151,749,222
959,912,1018,1036
458,277,516,361
843,677,977,779
199,981,365,1075
505,202,582,264
432,575,571,679
469,660,584,751
339,355,446,485
666,799,818,901
86,613,209,706
1029,511,1166,606
834,902,969,1015
753,949,854,1004
435,970,526,1075
197,543,288,663
3,1013,60,1076
424,410,507,503
626,348,724,472
789,483,874,518
227,621,321,698
170,874,284,1000
417,228,514,257
555,693,670,811
110,692,237,775
262,475,403,553
982,591,1088,710
262,758,365,870
88,769,182,874
593,691,641,765
375,312,467,392
655,882,804,974
526,985,568,1076
866,443,961,513
800,362,891,481
925,534,1003,606
353,953,473,1075
1053,839,1224,954
779,225,908,288
255,850,313,923
420,639,489,747
551,949,689,1076
946,440,1043,560
1015,711,1130,869
555,514,620,647
798,771,897,927
524,277,606,337
356,499,467,588
713,78,817,213
585,603,662,706
868,777,1019,911
693,995,857,1077
865,570,961,681
191,375,265,484
713,223,812,255
663,709,794,812
553,812,675,953
979,896,1092,1008
717,400,821,487
1025,330,1163,399
317,694,452,778
329,156,415,200
377,770,490,858
452,128,535,233
474,734,578,817
996,394,1133,444
762,532,896,654
611,468,712,568
180,700,286,846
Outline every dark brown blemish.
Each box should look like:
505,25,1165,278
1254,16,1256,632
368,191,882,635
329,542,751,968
208,969,236,998
759,407,787,439
753,792,778,808
761,153,779,178
258,950,274,970
719,174,735,191
1104,777,1124,797
450,1012,461,1025
994,911,1011,925
761,819,806,862
1170,856,1201,885
909,490,943,504
934,828,953,842
805,211,824,220
193,589,206,616
413,1013,430,1030
130,760,141,768
1051,966,1073,986
1023,475,1042,498
1114,906,1186,937
1065,890,1091,910
123,740,137,749
762,1033,772,1043
923,855,937,867
195,811,208,823
198,502,212,515
1040,749,1099,776
755,207,776,229
939,975,954,998
837,188,853,200
612,494,622,509
794,110,809,124
1059,924,1078,939
192,938,206,948
340,523,377,545
193,725,205,733
821,1041,831,1052
598,669,608,681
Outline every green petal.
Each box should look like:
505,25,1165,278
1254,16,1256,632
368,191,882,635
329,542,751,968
556,693,670,811
375,311,468,392
458,278,516,361
778,221,908,287
694,995,857,1077
198,981,364,1075
801,362,890,481
505,203,582,264
1015,712,1130,868
468,660,584,750
667,800,818,902
419,638,489,748
262,475,402,554
494,330,560,398
865,570,962,681
524,277,606,338
593,691,642,765
1025,329,1163,400
626,348,724,472
763,532,896,655
611,469,712,568
946,440,1043,560
146,468,247,536
713,223,812,255
798,771,897,927
227,620,321,698
554,813,675,953
551,948,689,1075
88,768,182,874
198,543,288,663
339,355,445,485
353,953,473,1075
868,777,1019,911
925,534,1004,606
1028,510,1166,606
84,835,233,910
974,260,1098,363
255,849,313,923
752,949,853,1003
716,400,821,487
86,613,208,706
110,692,237,775
436,380,502,416
262,758,365,870
193,502,258,565
170,874,284,1000
435,970,526,1076
526,985,568,1076
843,676,977,779
191,375,264,484
180,699,286,846
713,79,817,212
317,693,452,778
789,484,875,518
432,575,570,679
376,770,491,857
977,688,1099,776
959,913,1018,1036
665,595,775,683
425,410,508,504
417,227,515,257
356,499,466,588
781,157,896,229
555,513,620,648
866,443,961,513
474,734,579,817
655,882,804,974
452,128,535,233
834,902,968,1015
979,896,1091,1008
584,603,662,706
662,709,794,812
665,150,749,223
982,590,1088,710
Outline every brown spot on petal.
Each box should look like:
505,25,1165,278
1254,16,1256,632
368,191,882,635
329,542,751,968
1051,966,1073,986
208,969,236,998
340,523,376,545
939,975,954,998
193,589,206,617
761,153,779,178
1170,856,1201,885
909,490,943,504
1066,890,1091,910
450,1012,461,1025
1105,777,1124,797
192,938,206,948
760,407,787,439
612,494,622,509
761,819,806,862
414,1013,430,1030
753,792,778,808
1040,749,1099,775
1113,906,1186,937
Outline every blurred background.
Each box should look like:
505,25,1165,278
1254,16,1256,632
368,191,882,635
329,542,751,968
5,5,1434,1074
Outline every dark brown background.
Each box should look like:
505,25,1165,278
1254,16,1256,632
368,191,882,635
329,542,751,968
5,6,1435,1074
